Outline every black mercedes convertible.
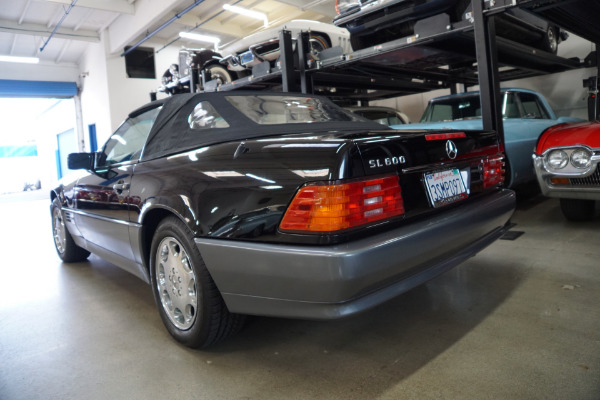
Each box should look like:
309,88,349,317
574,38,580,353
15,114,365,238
51,92,515,348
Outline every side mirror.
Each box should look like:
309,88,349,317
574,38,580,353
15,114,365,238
67,152,95,170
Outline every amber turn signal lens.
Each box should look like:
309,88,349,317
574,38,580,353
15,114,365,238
551,178,570,185
280,175,404,233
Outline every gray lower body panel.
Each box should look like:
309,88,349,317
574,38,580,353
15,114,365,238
195,189,516,319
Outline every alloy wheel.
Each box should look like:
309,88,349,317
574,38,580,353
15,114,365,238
53,207,66,254
155,236,198,330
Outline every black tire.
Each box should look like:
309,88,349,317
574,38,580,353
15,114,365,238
503,159,513,189
308,34,329,56
149,216,245,348
51,198,90,262
350,33,367,51
540,26,558,54
559,198,595,221
203,64,233,87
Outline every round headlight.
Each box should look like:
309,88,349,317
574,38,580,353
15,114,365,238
546,150,568,170
570,148,592,169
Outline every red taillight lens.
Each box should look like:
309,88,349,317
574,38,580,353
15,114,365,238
280,175,404,233
482,156,505,188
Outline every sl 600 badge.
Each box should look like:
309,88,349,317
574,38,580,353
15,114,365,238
368,156,406,168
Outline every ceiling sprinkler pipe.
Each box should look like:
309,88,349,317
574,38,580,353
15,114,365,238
121,0,207,57
40,0,78,53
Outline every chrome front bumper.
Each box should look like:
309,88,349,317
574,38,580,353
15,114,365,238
534,155,600,200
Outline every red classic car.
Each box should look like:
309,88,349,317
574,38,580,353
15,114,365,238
533,121,600,221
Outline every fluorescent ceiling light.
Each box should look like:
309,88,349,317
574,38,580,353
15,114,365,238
179,32,221,50
0,55,39,64
179,32,221,44
223,4,268,27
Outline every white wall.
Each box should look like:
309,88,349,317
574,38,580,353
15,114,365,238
104,42,179,134
78,31,181,147
78,35,113,149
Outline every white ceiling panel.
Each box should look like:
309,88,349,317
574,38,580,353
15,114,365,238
0,0,339,68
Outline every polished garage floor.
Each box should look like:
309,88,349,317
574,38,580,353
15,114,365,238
0,190,598,400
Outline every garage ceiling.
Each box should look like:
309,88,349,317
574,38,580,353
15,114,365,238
0,0,337,66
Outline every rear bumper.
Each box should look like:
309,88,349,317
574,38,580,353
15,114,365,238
195,189,516,319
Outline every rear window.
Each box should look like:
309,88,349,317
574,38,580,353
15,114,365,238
188,101,230,130
354,110,405,126
226,95,360,125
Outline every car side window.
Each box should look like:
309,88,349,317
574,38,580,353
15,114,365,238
99,106,162,167
518,92,550,119
188,101,229,130
503,92,520,118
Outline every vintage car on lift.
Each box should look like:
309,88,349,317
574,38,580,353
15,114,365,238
391,89,583,188
533,121,600,221
51,92,515,348
220,20,351,74
334,0,566,52
160,20,352,94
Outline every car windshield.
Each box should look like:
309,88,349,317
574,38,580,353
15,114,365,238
226,95,361,125
421,96,487,122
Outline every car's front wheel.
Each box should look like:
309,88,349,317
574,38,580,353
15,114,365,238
150,216,245,348
51,198,90,262
560,198,595,221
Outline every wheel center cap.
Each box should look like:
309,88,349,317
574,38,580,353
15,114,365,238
170,267,183,297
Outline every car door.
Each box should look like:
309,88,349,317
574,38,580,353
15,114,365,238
503,91,555,184
72,106,161,261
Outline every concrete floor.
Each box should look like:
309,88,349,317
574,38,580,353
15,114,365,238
0,190,598,400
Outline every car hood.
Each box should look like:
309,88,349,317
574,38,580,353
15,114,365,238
221,20,349,55
536,121,600,154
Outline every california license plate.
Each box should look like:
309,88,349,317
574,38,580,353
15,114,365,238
424,169,469,207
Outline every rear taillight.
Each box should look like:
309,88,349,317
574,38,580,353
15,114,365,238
482,156,505,188
280,175,404,233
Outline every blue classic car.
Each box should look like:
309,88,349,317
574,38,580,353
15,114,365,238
391,89,583,188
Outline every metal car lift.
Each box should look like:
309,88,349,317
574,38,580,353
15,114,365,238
195,0,598,134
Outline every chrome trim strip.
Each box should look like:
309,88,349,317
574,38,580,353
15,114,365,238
63,207,142,228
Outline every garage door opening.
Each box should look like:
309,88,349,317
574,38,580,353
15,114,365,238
0,97,77,196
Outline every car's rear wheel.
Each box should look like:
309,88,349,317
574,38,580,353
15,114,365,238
536,25,558,54
559,198,595,221
203,64,233,87
51,198,90,262
308,34,329,55
150,216,245,348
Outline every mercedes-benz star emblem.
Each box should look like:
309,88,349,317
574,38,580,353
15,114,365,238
446,140,458,159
